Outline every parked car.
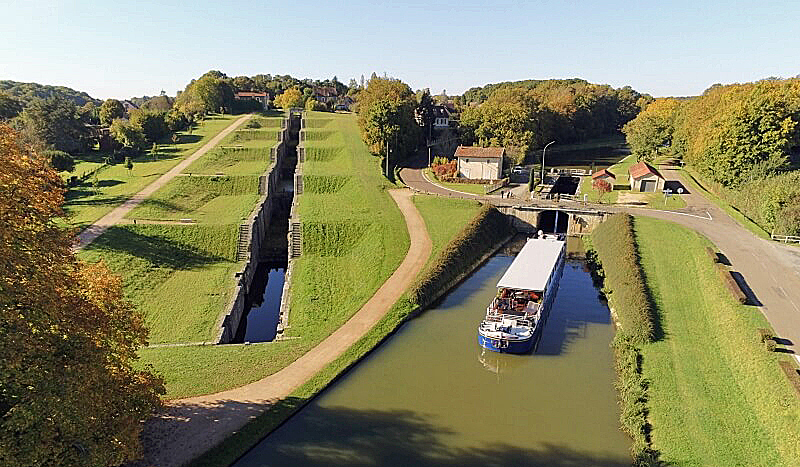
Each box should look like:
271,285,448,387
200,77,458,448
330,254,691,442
511,166,527,175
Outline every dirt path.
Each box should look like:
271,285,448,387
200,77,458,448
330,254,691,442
73,114,252,251
401,164,800,358
136,189,432,467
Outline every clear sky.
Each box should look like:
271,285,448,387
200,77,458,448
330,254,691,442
2,0,798,100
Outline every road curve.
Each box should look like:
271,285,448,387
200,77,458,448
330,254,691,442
135,189,432,467
400,164,800,358
73,114,253,251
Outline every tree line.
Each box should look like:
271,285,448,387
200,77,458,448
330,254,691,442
623,77,800,235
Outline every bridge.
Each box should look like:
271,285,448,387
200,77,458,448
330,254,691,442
496,205,609,235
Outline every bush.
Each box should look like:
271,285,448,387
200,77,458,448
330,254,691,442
409,205,512,307
432,159,457,178
42,149,75,172
757,328,774,343
765,340,777,352
591,213,655,344
716,264,747,304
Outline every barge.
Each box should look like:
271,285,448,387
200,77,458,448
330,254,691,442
478,236,566,353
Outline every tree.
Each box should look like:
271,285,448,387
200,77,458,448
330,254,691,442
124,156,134,175
109,118,145,151
16,97,89,154
305,98,324,111
0,125,164,467
356,77,419,164
0,92,22,120
593,178,612,202
42,149,75,172
415,89,435,140
129,109,169,143
622,98,681,162
275,87,303,109
99,99,125,126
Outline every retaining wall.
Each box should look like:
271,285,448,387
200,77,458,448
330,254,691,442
217,115,297,343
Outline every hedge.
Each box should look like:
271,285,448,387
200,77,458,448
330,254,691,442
409,205,513,308
716,263,748,304
591,213,655,345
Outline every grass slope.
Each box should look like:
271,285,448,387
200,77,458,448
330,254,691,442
634,217,800,467
138,111,410,399
62,114,241,227
412,195,482,266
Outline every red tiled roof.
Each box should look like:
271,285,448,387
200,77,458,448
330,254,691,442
628,161,663,179
235,91,267,97
591,168,616,180
454,146,505,159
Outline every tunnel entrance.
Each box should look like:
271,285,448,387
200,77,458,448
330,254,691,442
539,210,569,234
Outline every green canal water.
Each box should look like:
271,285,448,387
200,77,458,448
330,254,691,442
233,243,631,467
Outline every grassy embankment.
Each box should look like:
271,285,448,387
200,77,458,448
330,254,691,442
592,213,800,466
62,114,241,228
187,196,511,467
78,114,282,346
128,111,409,399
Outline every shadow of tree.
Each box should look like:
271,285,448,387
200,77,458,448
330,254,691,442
85,226,228,269
128,397,632,467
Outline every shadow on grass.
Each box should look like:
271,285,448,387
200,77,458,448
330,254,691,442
64,194,128,207
86,226,227,269
132,198,192,217
131,396,631,467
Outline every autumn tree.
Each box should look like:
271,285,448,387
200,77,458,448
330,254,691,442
593,178,612,202
0,125,164,467
99,98,125,126
623,98,682,162
275,87,304,109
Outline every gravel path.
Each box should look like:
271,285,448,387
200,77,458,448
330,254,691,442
73,114,252,251
134,189,432,467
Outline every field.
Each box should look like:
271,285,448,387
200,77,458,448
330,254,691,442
62,114,241,228
137,111,412,399
634,217,800,466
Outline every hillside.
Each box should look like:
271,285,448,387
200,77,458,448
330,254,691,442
0,79,99,107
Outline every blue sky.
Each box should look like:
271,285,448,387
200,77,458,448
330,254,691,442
1,0,798,99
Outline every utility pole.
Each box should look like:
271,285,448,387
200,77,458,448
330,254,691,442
541,141,555,186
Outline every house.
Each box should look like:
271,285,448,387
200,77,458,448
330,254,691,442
455,146,505,180
234,91,269,110
432,105,451,129
313,86,338,104
121,100,138,114
335,96,355,111
628,161,665,192
591,168,616,186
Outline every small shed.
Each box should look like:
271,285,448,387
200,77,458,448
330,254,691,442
591,168,616,185
628,161,665,192
455,146,505,180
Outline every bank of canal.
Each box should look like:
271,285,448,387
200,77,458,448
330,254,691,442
233,244,630,466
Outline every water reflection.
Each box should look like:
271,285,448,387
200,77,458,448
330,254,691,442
233,251,630,467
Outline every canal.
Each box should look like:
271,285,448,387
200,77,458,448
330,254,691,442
233,240,630,467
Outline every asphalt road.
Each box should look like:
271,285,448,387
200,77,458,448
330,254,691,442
399,164,800,360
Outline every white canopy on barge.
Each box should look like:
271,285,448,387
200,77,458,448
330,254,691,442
496,237,565,292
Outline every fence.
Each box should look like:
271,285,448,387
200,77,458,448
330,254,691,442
771,234,800,244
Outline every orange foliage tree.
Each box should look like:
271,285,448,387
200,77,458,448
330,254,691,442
0,125,164,467
593,178,612,202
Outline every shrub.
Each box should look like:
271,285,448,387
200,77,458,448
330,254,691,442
409,205,512,308
757,328,774,343
432,159,457,178
778,361,800,397
765,340,777,352
716,263,747,304
42,149,75,172
591,213,655,344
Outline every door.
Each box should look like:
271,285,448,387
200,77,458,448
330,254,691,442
641,179,656,192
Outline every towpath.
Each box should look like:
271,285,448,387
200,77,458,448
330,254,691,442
136,189,432,467
400,164,800,359
73,114,252,251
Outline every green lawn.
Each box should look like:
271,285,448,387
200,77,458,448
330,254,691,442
61,114,242,228
634,217,800,466
577,155,686,209
412,195,482,268
78,224,239,344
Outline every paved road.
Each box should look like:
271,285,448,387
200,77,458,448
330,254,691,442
135,189,432,467
400,165,800,359
73,114,252,251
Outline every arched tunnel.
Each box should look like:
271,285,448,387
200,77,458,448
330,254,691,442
538,210,569,234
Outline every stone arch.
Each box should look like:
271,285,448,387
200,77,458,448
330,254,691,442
537,210,569,233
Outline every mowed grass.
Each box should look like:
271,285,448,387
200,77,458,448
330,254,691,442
126,176,260,224
422,168,493,195
186,115,282,176
62,114,242,228
79,224,239,344
412,194,482,266
634,217,800,467
138,111,412,399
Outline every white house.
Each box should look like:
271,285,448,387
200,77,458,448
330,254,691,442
234,91,269,110
455,146,505,180
432,105,450,129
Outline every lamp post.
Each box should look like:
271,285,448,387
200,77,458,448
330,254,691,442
540,141,555,186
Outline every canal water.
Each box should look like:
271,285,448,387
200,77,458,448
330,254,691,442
234,262,287,343
233,242,631,467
